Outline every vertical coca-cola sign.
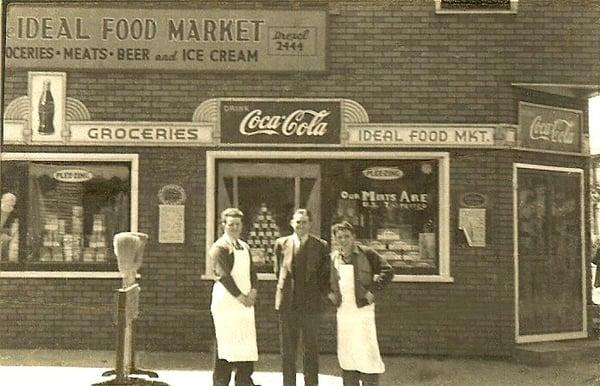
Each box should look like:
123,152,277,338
518,102,582,153
220,99,341,144
29,71,66,143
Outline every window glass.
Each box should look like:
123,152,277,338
210,156,445,278
1,160,131,271
435,0,517,13
327,159,439,275
439,0,512,10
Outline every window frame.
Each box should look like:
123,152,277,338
205,150,452,283
0,152,139,279
434,0,519,14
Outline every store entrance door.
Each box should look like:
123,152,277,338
514,164,586,343
217,162,321,273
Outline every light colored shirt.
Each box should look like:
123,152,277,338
292,233,308,252
224,233,241,249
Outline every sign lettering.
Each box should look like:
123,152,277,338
221,100,341,144
239,109,330,137
347,125,495,146
519,102,582,153
68,122,213,146
53,169,93,183
5,6,326,72
529,116,575,144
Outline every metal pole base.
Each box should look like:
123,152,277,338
102,368,159,378
92,376,170,386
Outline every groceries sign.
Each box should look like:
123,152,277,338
519,102,582,153
5,6,326,72
220,100,342,144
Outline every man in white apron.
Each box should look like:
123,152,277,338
210,208,260,386
328,221,394,386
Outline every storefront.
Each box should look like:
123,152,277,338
1,1,598,357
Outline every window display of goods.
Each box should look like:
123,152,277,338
247,203,280,265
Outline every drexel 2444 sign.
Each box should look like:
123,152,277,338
220,99,341,145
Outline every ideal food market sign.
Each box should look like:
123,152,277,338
5,6,326,72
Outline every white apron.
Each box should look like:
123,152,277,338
210,244,258,362
336,263,385,374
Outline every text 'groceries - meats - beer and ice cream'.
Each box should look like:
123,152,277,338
5,6,326,72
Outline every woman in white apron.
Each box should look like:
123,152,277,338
328,221,394,386
210,208,260,386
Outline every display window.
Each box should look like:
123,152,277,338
206,151,450,281
0,153,138,273
326,159,439,275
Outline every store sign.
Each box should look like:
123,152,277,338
5,6,327,72
346,125,495,146
362,167,404,180
53,169,93,183
519,102,582,153
460,192,487,208
220,100,341,144
68,122,213,146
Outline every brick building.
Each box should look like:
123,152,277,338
1,0,599,357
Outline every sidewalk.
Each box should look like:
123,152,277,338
2,349,600,386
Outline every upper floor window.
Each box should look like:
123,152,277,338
435,0,518,14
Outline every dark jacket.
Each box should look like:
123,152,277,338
210,235,257,297
274,234,330,314
329,244,393,308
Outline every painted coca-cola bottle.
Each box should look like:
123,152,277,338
38,80,55,135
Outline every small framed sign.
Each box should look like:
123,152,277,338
158,184,186,243
158,205,185,244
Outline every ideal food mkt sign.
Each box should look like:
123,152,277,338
5,5,327,72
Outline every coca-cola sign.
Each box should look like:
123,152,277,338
519,102,582,153
220,99,341,144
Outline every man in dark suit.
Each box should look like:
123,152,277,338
274,208,330,386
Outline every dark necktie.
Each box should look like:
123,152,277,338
294,238,306,308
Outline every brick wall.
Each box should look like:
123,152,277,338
2,0,597,356
4,1,598,126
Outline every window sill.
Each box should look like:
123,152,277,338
0,271,130,279
434,9,517,14
201,273,277,281
392,275,454,283
202,274,454,283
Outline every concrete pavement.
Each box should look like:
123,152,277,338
3,349,600,385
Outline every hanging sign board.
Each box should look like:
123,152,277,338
5,6,327,72
158,185,186,244
158,205,185,244
458,208,486,247
518,102,582,153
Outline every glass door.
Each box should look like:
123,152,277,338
516,165,585,342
